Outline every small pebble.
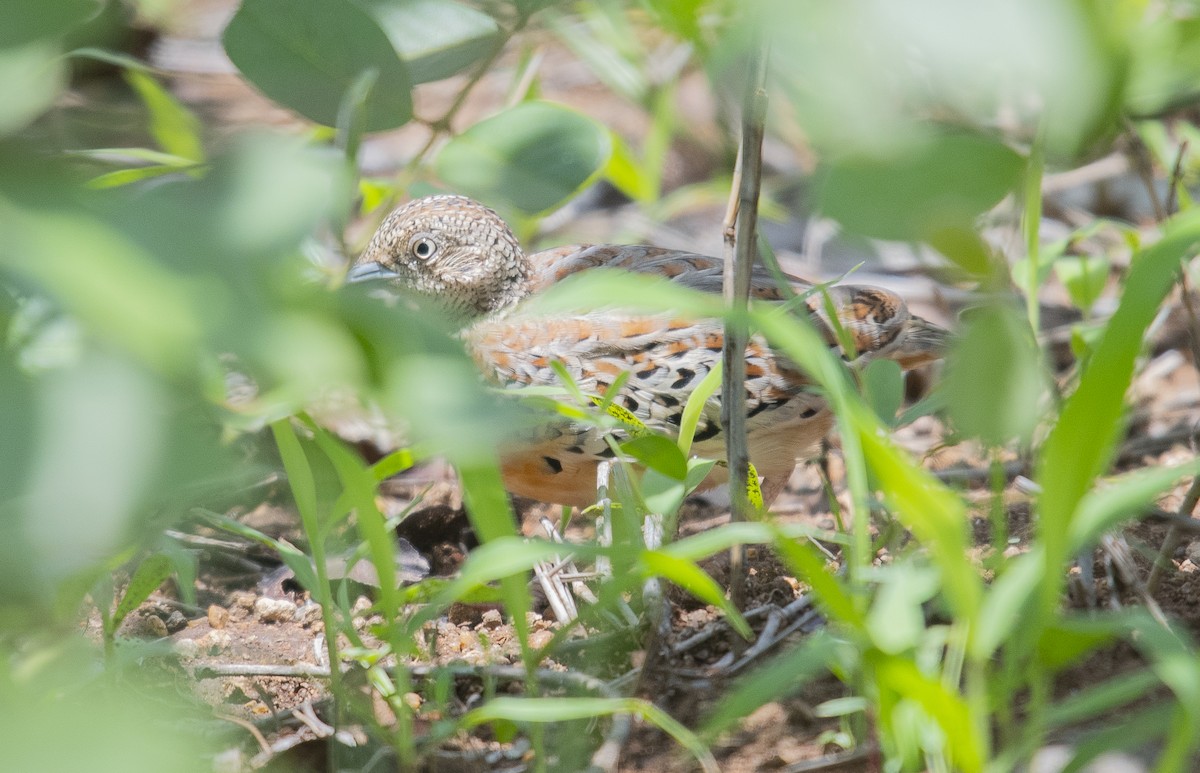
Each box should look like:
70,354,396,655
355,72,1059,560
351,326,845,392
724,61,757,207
207,604,230,629
255,597,298,623
297,601,323,625
143,614,169,638
165,610,188,633
202,629,232,653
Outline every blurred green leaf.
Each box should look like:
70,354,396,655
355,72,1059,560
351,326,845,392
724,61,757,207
944,303,1049,446
465,696,718,771
641,0,708,45
1127,611,1200,718
0,205,202,373
872,654,983,773
638,467,686,517
513,0,563,15
971,549,1042,660
1,0,99,46
852,405,980,621
24,356,166,583
124,70,205,164
0,676,212,773
655,526,847,579
1127,16,1200,116
160,539,198,607
106,133,350,275
547,5,647,102
435,101,610,215
928,226,1005,281
678,361,721,454
867,562,938,654
1054,703,1180,773
755,0,1122,160
1069,462,1200,553
621,434,687,480
524,268,725,318
1010,255,1057,298
1035,211,1200,630
71,147,200,167
1044,668,1164,731
1036,618,1120,673
409,535,573,630
0,353,36,607
684,457,718,491
816,131,1024,243
861,358,903,426
604,130,654,202
88,164,193,189
0,352,35,497
0,40,67,135
112,554,172,632
356,0,500,84
1054,255,1110,313
66,46,151,71
223,0,413,131
815,696,869,718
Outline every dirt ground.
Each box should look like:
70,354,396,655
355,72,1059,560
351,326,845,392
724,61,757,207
123,385,1200,772
84,2,1200,771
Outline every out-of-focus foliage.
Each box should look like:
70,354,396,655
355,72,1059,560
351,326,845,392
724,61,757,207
436,101,611,215
224,0,414,130
4,0,1200,770
944,303,1050,446
745,0,1125,160
358,0,501,84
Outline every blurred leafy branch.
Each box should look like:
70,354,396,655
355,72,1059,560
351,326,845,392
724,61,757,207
4,0,1200,771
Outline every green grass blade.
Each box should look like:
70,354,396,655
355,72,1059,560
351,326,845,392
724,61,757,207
307,420,401,623
1068,459,1200,553
112,554,172,632
678,361,722,454
639,550,751,638
872,654,984,773
465,697,719,773
1034,210,1200,636
700,631,836,739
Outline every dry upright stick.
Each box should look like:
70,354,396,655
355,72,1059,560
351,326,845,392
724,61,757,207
722,46,770,610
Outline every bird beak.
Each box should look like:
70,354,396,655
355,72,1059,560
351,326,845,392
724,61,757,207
346,261,400,284
895,316,951,368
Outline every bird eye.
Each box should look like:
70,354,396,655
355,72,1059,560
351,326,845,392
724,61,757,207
411,236,437,261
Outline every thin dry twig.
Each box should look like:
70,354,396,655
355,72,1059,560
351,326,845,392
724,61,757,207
1123,118,1167,222
1110,535,1172,627
216,712,273,755
672,594,824,679
781,745,874,773
1147,476,1200,594
195,663,336,678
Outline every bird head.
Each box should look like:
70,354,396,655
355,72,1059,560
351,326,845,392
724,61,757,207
348,195,531,319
